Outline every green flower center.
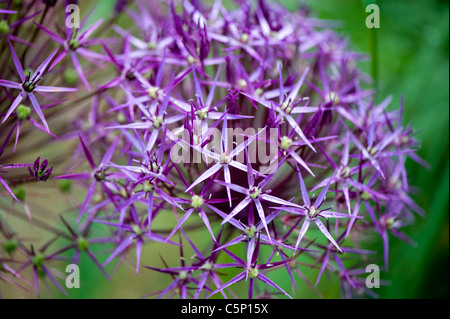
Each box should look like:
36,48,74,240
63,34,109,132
147,86,159,99
22,81,36,93
152,116,163,129
77,237,89,251
327,91,339,104
367,146,377,156
94,170,106,181
339,166,350,178
132,224,143,236
237,79,247,88
280,136,293,150
191,195,204,208
249,186,261,199
220,153,232,164
244,225,258,238
240,33,249,43
32,253,45,267
201,262,213,271
178,270,188,280
147,42,157,50
196,108,208,120
385,217,395,229
308,206,319,218
68,38,79,51
361,191,372,201
143,180,154,193
187,55,196,64
248,267,259,278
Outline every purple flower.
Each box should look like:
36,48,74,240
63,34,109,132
0,41,77,132
28,157,52,182
0,0,427,299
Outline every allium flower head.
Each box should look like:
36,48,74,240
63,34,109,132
0,0,432,300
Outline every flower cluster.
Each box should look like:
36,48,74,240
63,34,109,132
0,0,426,299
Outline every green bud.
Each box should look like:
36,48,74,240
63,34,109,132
13,186,26,202
32,253,45,267
64,69,78,85
16,104,31,120
58,179,72,193
93,193,103,203
117,112,126,123
77,237,89,251
3,239,19,254
0,20,9,35
367,146,377,156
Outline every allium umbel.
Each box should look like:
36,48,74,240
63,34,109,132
0,0,428,299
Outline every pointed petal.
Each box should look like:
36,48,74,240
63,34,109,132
28,93,49,132
2,92,25,124
314,219,342,252
9,40,25,81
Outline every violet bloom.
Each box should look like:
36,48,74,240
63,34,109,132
28,157,52,182
35,16,107,91
0,41,77,132
0,0,427,300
